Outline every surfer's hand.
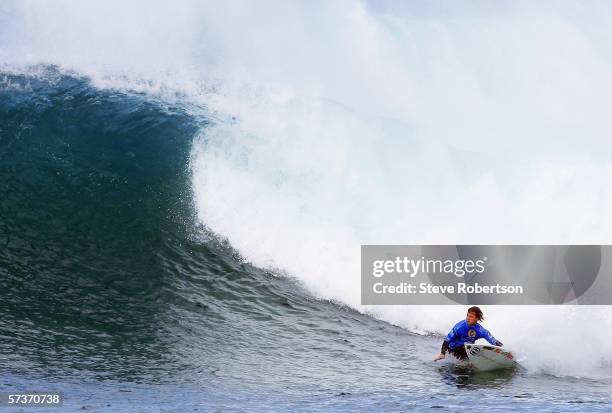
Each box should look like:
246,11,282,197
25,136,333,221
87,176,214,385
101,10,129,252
433,353,445,361
495,341,503,347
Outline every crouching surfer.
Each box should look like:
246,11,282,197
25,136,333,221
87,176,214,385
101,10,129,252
433,306,503,361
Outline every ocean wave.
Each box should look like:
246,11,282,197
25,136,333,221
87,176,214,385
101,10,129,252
2,0,612,381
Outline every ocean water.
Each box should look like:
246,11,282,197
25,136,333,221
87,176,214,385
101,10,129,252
2,1,612,411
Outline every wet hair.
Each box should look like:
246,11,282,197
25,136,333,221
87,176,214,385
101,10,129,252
467,306,484,321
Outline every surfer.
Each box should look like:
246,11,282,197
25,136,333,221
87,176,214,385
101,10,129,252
433,306,503,361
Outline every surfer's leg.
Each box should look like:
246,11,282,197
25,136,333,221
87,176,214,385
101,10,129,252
451,346,468,360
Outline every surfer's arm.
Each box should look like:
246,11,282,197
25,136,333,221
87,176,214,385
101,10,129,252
479,327,503,346
434,327,458,361
434,322,463,361
445,323,461,343
434,341,448,361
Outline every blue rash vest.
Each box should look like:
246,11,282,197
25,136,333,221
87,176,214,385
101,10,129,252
446,320,498,349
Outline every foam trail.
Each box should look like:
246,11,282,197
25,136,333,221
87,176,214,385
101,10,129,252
3,0,612,378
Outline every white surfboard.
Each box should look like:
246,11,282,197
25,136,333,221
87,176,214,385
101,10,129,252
460,343,517,371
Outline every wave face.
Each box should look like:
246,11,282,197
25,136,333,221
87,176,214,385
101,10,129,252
0,72,200,380
1,0,612,387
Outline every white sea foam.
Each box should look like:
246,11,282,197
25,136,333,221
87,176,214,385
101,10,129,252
3,0,612,378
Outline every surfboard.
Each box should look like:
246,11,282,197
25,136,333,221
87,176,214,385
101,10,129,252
460,343,517,371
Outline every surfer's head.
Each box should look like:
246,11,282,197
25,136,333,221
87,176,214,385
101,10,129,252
466,306,484,325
